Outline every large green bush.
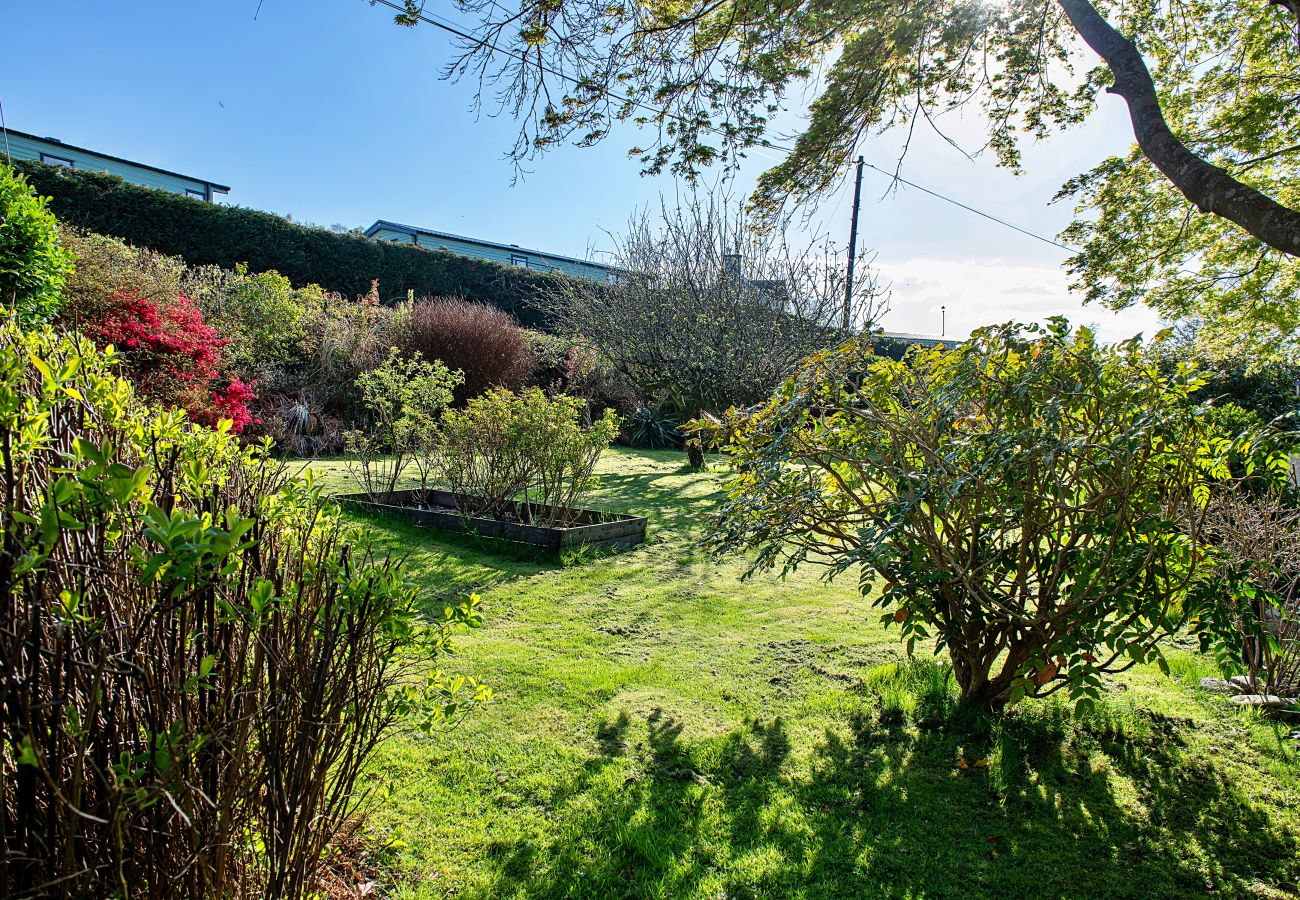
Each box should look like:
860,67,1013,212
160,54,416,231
438,388,621,526
0,321,486,896
0,164,73,325
697,320,1264,711
16,159,568,327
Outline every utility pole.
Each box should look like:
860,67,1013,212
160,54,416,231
844,155,865,332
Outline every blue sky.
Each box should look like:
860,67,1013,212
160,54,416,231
1,0,1157,338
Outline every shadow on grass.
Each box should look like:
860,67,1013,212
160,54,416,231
342,507,563,616
589,468,725,533
472,696,1297,900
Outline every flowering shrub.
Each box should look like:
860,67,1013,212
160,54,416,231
77,288,258,432
81,289,222,387
189,377,259,434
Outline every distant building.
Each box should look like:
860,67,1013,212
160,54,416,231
4,128,230,202
878,330,948,350
871,331,949,360
365,219,619,282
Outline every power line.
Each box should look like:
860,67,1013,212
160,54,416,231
857,160,1076,252
366,0,1077,254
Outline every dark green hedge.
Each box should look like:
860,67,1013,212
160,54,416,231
15,160,564,328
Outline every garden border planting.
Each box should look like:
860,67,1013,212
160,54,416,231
335,488,647,553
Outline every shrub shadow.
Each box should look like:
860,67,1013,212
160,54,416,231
590,469,724,532
470,705,1298,899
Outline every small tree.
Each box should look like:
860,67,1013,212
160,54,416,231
543,192,885,464
345,348,462,498
696,320,1242,711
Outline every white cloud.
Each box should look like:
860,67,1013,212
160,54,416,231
871,256,1162,342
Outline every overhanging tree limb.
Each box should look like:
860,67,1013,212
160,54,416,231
1057,0,1300,257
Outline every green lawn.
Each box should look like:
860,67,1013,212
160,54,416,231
305,448,1300,899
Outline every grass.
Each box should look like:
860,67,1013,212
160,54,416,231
305,447,1300,899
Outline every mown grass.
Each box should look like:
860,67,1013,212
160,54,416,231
305,448,1300,899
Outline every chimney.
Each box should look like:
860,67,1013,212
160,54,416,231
721,252,742,280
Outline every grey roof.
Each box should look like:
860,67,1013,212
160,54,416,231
365,219,617,272
879,330,949,345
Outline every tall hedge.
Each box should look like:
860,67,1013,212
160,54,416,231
14,160,566,328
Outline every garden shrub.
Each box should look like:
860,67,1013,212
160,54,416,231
522,329,596,391
16,159,565,326
182,263,327,388
77,287,257,433
400,298,534,403
0,322,487,897
696,320,1253,711
1202,400,1264,438
1206,488,1300,697
1155,340,1300,430
438,387,620,526
58,224,187,321
345,347,463,499
0,164,73,325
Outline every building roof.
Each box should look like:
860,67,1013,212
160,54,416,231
4,128,231,193
878,330,949,346
365,219,616,272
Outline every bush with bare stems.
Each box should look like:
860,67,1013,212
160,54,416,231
541,192,888,464
1206,488,1300,698
0,323,488,898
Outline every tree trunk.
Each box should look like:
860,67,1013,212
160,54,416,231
686,440,705,469
1057,0,1300,257
951,644,1032,712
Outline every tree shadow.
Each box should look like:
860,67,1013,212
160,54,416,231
342,508,563,616
468,704,1298,899
589,468,725,533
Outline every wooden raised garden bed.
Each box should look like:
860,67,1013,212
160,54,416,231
335,488,647,554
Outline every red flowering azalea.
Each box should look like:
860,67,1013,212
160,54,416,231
81,289,224,391
189,378,259,434
77,289,257,432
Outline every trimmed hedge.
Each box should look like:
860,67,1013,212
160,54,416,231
15,160,565,328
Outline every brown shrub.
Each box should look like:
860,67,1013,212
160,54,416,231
400,298,534,402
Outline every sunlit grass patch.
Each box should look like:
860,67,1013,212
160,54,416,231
315,447,1300,899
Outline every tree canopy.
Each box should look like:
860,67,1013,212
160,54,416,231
386,0,1300,357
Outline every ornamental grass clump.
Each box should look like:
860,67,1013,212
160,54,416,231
695,319,1266,712
0,322,487,898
